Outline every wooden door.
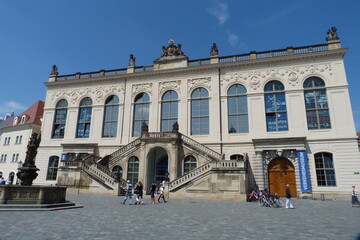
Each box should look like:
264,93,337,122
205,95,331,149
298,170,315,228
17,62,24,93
268,158,296,197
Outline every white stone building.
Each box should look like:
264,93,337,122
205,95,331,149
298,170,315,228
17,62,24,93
35,28,360,200
0,101,44,184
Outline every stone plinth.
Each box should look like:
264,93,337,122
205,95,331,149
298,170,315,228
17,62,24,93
0,185,67,204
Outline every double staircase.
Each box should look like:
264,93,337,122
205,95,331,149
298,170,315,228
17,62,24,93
60,131,246,194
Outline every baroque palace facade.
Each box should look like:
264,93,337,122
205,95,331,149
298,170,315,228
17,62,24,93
35,28,360,200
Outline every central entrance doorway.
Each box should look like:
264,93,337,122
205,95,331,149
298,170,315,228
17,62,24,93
268,157,297,197
147,147,168,190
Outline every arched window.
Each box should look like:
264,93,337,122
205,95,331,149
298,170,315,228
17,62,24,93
8,172,15,184
191,88,209,135
314,152,336,186
161,90,178,132
230,154,244,161
13,117,18,126
21,115,27,124
303,77,331,129
183,155,197,174
227,84,248,133
112,165,123,180
102,95,119,138
46,156,59,181
264,81,288,131
127,156,139,184
52,99,68,138
132,93,150,137
76,97,92,138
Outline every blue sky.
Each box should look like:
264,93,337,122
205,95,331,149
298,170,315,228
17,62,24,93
1,0,359,131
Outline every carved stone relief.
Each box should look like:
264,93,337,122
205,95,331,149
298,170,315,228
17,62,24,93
50,84,125,105
132,83,153,98
188,77,211,92
159,80,181,96
220,63,332,89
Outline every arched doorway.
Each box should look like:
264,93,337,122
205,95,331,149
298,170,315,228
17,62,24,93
147,147,168,190
268,157,296,197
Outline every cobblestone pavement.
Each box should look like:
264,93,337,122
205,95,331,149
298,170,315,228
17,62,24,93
1,193,359,240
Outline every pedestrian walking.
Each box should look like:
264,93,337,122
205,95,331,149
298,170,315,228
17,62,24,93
121,180,133,205
157,183,167,203
351,185,360,207
149,181,157,204
285,184,294,209
135,181,144,205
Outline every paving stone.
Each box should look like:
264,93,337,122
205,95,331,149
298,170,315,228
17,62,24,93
0,194,359,240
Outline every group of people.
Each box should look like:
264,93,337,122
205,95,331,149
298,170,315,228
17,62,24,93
121,180,167,205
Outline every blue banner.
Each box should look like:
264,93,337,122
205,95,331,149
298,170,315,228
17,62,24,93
297,150,311,193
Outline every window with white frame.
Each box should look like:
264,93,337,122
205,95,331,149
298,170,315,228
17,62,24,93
76,97,93,138
303,77,331,129
191,88,209,135
264,81,288,132
183,155,197,174
46,156,60,181
161,90,179,132
52,99,68,138
227,84,248,133
102,95,119,138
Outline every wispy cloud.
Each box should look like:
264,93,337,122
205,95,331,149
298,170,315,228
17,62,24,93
0,101,26,118
250,4,302,27
227,31,247,50
207,0,229,25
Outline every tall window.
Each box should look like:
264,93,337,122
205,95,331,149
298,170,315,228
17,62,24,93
127,156,139,184
161,90,178,132
191,88,209,135
102,95,119,138
264,81,288,131
303,77,331,129
183,155,197,174
52,99,68,138
76,97,92,138
314,152,336,186
132,93,150,137
227,84,248,133
46,156,59,181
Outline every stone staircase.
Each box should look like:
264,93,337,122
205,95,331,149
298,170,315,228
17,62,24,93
168,160,246,192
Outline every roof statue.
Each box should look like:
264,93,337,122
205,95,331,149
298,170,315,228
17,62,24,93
210,43,219,57
50,65,58,76
128,54,136,67
154,39,188,64
326,27,340,41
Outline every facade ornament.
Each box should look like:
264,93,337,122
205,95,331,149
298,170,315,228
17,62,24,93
210,43,219,57
141,122,149,133
159,80,181,95
128,54,135,67
50,84,125,105
50,65,58,76
132,83,153,97
172,122,179,132
326,27,339,41
188,77,212,92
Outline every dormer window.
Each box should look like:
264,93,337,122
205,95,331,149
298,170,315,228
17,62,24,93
13,117,18,126
21,115,26,124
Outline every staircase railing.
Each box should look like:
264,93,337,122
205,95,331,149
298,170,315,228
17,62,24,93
108,138,141,167
168,160,245,191
180,134,222,161
82,161,118,190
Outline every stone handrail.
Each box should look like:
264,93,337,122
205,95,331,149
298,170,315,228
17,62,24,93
82,161,118,189
180,134,222,161
168,162,212,191
168,160,245,191
145,132,178,139
108,139,141,166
